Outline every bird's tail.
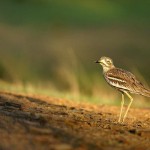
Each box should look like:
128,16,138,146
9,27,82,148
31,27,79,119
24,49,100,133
140,88,150,97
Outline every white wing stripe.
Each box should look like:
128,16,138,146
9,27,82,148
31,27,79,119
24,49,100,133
110,81,130,90
107,76,126,83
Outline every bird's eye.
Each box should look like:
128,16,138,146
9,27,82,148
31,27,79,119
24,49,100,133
106,60,111,63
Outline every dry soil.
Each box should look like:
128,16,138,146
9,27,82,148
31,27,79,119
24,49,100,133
0,91,150,150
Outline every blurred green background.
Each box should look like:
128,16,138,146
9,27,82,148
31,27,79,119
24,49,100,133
0,0,150,106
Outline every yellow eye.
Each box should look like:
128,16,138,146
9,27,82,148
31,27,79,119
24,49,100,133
106,59,111,63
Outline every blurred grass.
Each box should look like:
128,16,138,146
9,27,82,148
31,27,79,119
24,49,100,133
0,80,150,108
0,25,150,107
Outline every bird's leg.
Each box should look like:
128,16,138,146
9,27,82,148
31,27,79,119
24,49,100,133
118,93,124,123
122,92,133,123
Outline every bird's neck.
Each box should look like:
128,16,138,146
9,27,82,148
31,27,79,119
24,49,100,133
102,65,115,73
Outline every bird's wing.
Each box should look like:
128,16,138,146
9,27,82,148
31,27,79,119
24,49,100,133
104,68,146,94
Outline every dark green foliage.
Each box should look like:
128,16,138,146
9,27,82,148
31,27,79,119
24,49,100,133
0,1,149,27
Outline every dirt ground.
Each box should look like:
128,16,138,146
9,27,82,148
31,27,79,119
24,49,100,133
0,91,150,150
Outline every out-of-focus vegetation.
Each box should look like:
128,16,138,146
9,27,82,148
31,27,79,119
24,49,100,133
0,0,150,26
0,0,150,106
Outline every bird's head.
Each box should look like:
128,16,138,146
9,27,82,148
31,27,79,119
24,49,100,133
95,56,115,72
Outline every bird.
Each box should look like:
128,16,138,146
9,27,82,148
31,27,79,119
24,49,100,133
95,56,150,123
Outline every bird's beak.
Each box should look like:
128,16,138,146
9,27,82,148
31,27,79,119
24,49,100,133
95,60,100,63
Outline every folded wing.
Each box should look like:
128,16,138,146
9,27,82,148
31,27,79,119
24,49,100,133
104,68,150,97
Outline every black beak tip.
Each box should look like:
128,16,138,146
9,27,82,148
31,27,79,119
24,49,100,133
95,60,99,63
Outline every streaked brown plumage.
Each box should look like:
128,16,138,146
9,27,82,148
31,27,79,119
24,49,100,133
95,56,150,123
105,68,150,97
